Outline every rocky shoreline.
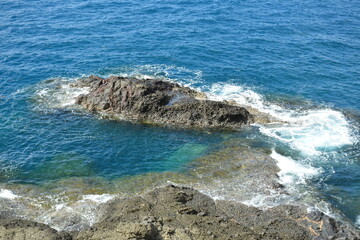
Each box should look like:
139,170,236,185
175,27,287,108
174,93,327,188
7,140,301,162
2,77,358,239
1,185,359,240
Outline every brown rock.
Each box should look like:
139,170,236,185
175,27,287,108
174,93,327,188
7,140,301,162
0,219,72,240
75,76,253,129
1,185,359,240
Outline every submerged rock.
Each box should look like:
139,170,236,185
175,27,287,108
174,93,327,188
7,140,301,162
74,76,253,128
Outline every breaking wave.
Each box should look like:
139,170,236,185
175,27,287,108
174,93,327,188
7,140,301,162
207,83,356,155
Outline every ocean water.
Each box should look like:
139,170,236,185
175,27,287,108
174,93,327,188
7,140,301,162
0,0,359,230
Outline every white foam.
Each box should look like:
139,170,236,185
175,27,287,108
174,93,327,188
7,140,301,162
57,84,90,107
36,194,116,231
55,203,65,211
356,215,360,227
35,78,90,108
207,83,356,155
259,110,354,155
241,192,283,209
82,194,115,203
208,83,266,110
271,151,319,185
223,150,331,213
0,189,18,200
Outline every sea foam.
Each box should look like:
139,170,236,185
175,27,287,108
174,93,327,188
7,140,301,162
207,83,356,155
82,194,115,203
270,150,319,185
36,193,116,231
205,82,357,216
35,77,90,108
0,189,18,200
356,215,360,228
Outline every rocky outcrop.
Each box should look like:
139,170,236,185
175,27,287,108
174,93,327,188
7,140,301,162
0,219,72,240
1,185,359,240
74,76,253,128
75,185,360,240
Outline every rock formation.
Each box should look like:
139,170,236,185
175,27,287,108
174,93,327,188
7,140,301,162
74,76,253,128
0,219,72,240
1,185,359,240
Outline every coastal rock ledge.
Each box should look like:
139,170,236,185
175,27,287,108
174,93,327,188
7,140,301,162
74,76,253,128
1,185,359,240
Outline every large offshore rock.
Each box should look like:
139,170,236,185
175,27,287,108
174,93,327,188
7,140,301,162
74,76,253,128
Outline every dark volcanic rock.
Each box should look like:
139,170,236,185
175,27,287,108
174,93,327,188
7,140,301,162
74,76,253,128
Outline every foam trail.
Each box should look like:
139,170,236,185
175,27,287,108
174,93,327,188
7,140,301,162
270,151,319,185
207,83,355,155
36,193,116,231
0,189,18,200
82,194,115,203
260,110,354,155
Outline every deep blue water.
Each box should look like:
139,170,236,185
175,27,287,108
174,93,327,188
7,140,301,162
0,0,359,227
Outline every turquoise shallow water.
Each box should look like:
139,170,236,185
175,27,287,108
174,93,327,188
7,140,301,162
0,0,359,228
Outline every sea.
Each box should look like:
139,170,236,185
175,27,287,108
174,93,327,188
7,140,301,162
0,0,359,231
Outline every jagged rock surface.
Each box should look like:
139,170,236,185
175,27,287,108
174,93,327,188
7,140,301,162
74,76,253,128
76,185,359,240
1,185,359,240
0,219,72,240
